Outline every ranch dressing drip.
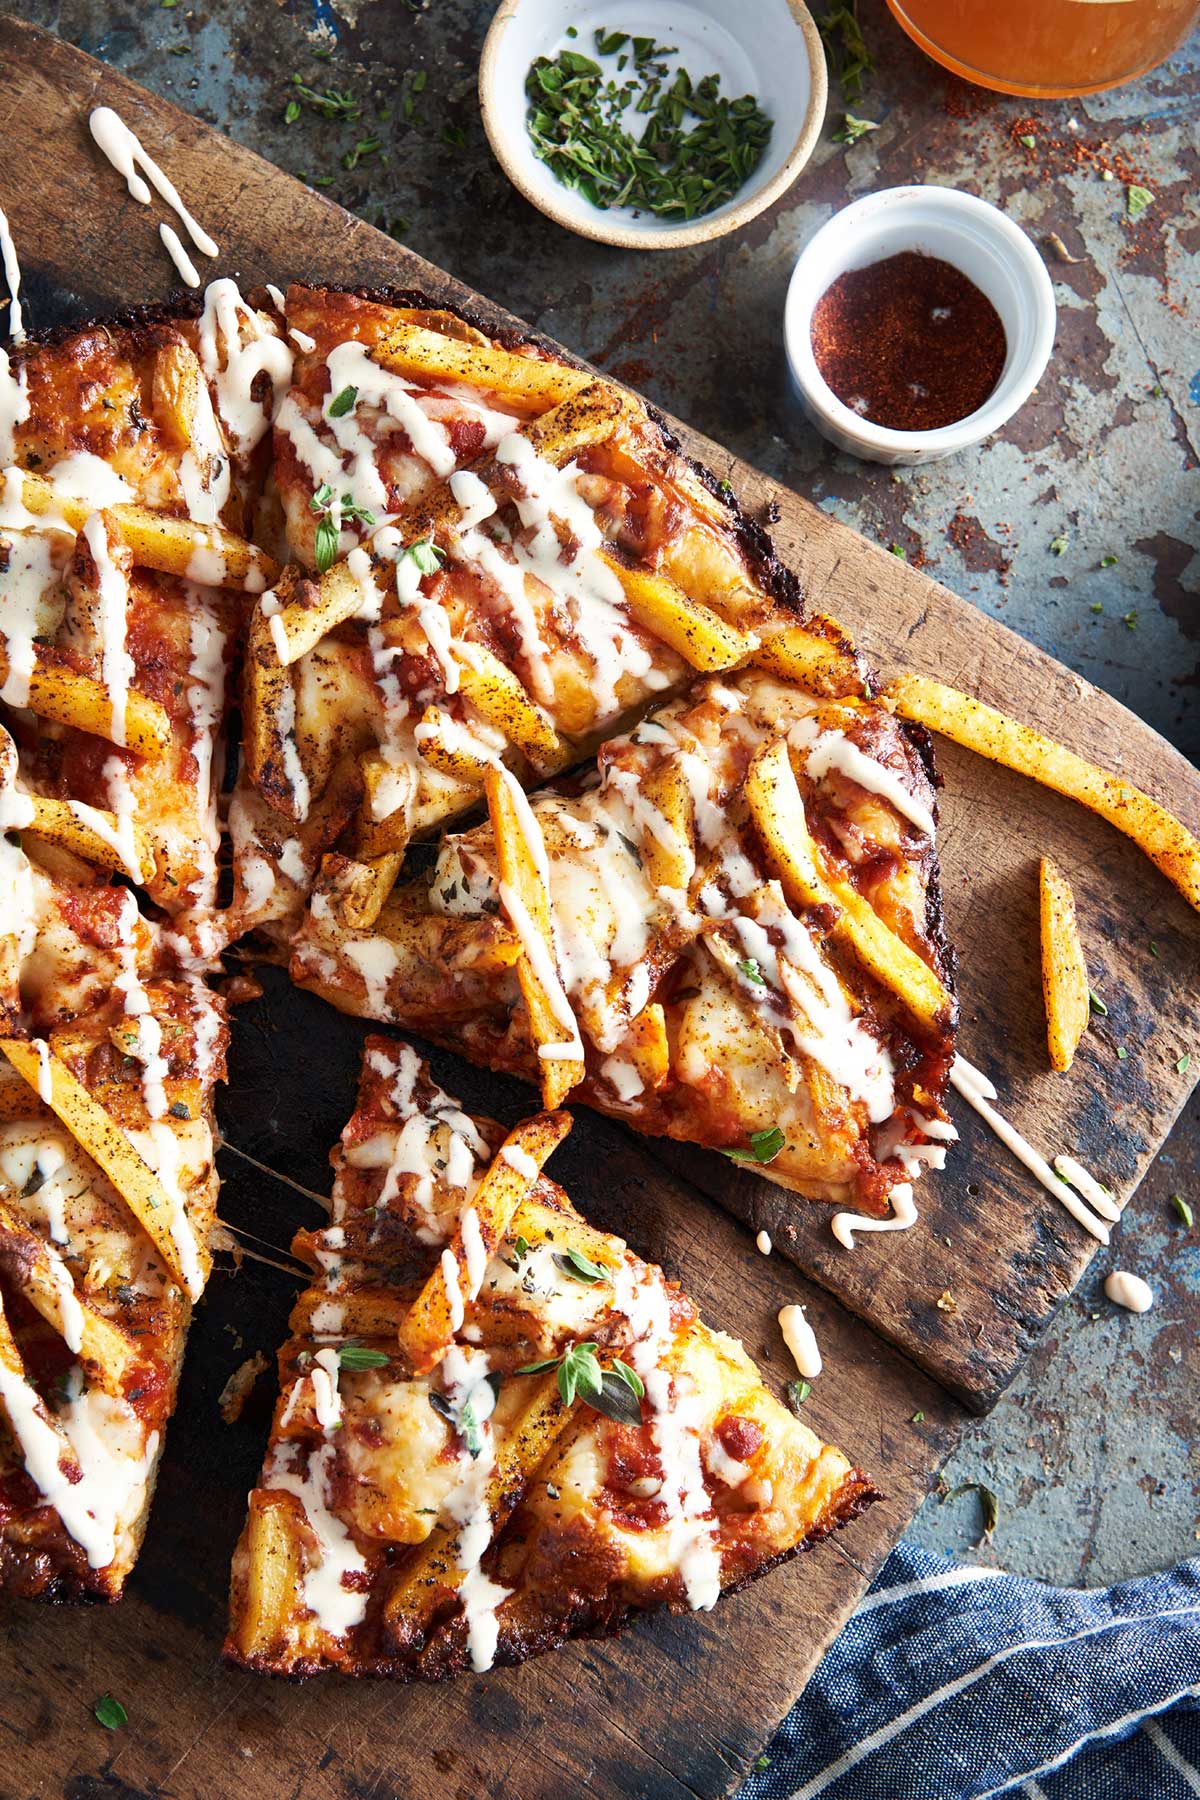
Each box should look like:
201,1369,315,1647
89,107,219,275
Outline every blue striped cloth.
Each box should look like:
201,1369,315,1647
737,1542,1200,1799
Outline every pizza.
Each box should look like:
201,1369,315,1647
225,1038,874,1676
290,667,957,1210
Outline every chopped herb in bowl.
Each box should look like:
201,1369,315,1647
524,29,772,223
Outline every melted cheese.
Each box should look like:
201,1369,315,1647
263,1441,369,1638
197,278,294,460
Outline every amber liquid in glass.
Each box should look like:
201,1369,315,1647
887,0,1200,95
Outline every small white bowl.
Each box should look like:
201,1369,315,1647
480,0,827,251
784,186,1056,465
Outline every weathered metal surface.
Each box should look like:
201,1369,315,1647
16,0,1199,1586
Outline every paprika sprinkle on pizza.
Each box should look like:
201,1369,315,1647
810,251,1007,432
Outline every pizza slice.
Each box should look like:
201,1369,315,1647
225,1037,873,1677
229,286,840,942
290,667,956,1212
0,291,291,938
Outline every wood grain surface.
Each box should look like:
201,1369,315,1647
0,19,1196,1800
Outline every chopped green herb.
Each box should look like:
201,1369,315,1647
326,385,358,419
911,1410,925,1423
815,3,873,101
889,543,906,558
595,28,629,55
1019,134,1036,148
1122,609,1138,630
443,124,467,150
309,485,376,573
941,1481,999,1540
412,69,428,94
833,112,880,145
726,1126,786,1166
517,1344,644,1425
554,1341,603,1407
338,1345,389,1370
289,76,361,122
399,536,444,578
94,1695,127,1729
1170,1194,1193,1228
1088,989,1108,1016
565,24,578,37
1050,534,1069,556
284,98,301,125
737,958,766,987
1150,940,1160,957
753,1754,771,1772
1126,184,1153,220
343,137,382,172
525,38,773,223
512,1234,531,1261
1177,1052,1192,1075
1100,553,1119,567
1116,1046,1129,1061
1090,602,1104,614
785,1378,812,1414
554,1246,607,1285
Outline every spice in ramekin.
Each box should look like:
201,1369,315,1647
810,251,1007,432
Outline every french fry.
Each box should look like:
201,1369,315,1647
22,796,155,885
637,758,697,894
413,705,494,786
1040,856,1090,1073
0,646,171,759
374,322,589,412
889,674,1200,916
8,471,278,592
0,1288,81,1477
753,616,868,700
0,1070,42,1120
338,853,404,932
486,767,585,1109
456,643,566,776
242,610,311,823
627,1002,670,1091
521,380,641,466
747,739,954,1032
0,1040,202,1296
382,1371,568,1643
0,1200,139,1393
398,1111,572,1376
600,554,757,671
256,559,371,667
234,1490,306,1658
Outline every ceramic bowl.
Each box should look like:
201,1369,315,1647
479,0,827,250
784,185,1057,465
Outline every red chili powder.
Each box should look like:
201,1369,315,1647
810,251,1007,433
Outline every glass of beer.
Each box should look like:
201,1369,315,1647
886,0,1200,96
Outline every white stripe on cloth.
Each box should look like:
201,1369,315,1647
1022,1784,1048,1799
974,1682,1200,1800
849,1564,1008,1620
789,1611,1200,1800
1146,1716,1200,1795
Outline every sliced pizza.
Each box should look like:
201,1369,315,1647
290,669,956,1211
225,1037,873,1677
0,289,292,935
229,285,854,941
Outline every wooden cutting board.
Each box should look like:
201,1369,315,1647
0,20,1196,1800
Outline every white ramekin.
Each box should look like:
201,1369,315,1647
784,185,1056,465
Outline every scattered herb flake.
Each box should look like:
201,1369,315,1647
753,1754,771,1772
1177,1052,1192,1075
1050,534,1069,556
911,1410,925,1423
1100,553,1118,567
94,1695,127,1729
554,1246,608,1285
443,124,467,150
343,137,382,172
327,385,358,419
1090,602,1104,614
1122,609,1138,630
289,76,360,122
1116,1046,1129,1061
1088,989,1108,1016
737,958,766,987
1126,184,1153,220
889,542,906,558
815,3,873,101
833,112,880,145
785,1378,812,1414
400,536,444,577
1170,1194,1193,1228
338,1345,389,1370
1150,941,1160,957
940,1481,999,1539
284,98,301,125
1019,133,1036,148
726,1126,786,1166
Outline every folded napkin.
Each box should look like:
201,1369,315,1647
737,1541,1200,1799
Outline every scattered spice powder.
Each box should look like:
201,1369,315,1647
810,252,1007,433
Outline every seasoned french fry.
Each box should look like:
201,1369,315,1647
485,767,585,1109
398,1110,572,1375
257,559,371,667
374,323,589,412
339,853,404,932
0,1200,139,1393
382,1371,568,1642
747,739,953,1032
753,616,868,700
456,643,566,776
627,1002,670,1091
889,673,1200,916
8,471,277,592
0,646,171,759
233,1490,306,1659
0,1288,80,1476
600,554,758,671
637,759,697,894
23,796,155,885
413,705,494,786
1040,856,1090,1073
242,610,312,823
521,380,641,466
0,1040,203,1296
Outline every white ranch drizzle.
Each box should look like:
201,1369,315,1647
263,1441,369,1637
1053,1154,1120,1224
32,1037,53,1104
493,768,585,1059
101,757,143,885
159,221,200,288
1105,1270,1153,1313
756,1230,772,1256
43,452,135,506
778,1304,822,1379
112,890,170,1121
459,1206,488,1298
131,1121,205,1300
0,533,62,708
197,278,295,460
949,1056,1109,1244
831,1181,919,1250
184,585,227,908
83,514,134,748
310,1347,344,1431
43,1239,86,1354
0,204,25,343
438,1346,513,1671
806,731,936,838
89,107,219,270
441,1247,466,1332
